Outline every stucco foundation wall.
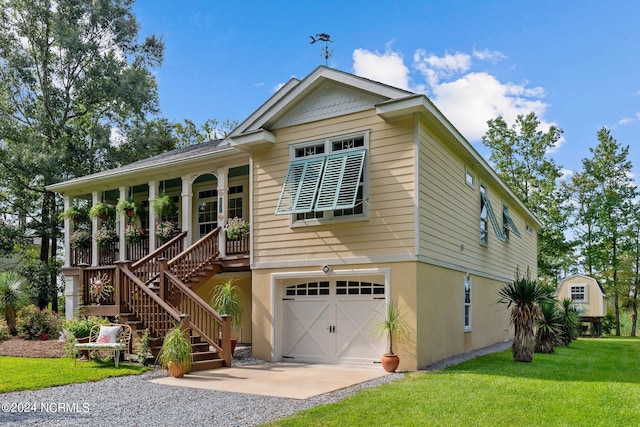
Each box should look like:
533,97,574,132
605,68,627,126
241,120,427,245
250,262,419,370
192,273,252,343
415,263,511,369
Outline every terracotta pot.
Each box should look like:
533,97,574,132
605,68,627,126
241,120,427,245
167,360,190,378
77,336,90,361
231,338,238,356
381,353,400,372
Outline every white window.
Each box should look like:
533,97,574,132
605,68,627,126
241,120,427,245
228,185,244,219
276,132,368,225
465,169,475,187
480,186,489,244
464,276,472,331
570,285,587,302
197,189,217,238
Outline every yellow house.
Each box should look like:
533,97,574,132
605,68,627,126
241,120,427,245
49,66,540,371
557,274,607,337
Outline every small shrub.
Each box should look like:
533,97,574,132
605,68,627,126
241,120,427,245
63,316,108,358
0,320,9,341
134,328,152,365
16,305,62,340
603,313,616,335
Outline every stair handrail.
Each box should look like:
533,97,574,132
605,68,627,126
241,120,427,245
167,227,220,282
162,268,229,363
117,263,183,337
130,231,187,286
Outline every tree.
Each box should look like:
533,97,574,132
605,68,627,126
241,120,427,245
0,271,29,335
572,128,637,335
482,113,573,284
498,271,553,362
0,0,163,311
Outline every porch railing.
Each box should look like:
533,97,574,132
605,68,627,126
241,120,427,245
126,234,150,263
226,234,249,255
82,266,117,306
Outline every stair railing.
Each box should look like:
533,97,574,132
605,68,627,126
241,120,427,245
167,227,220,283
130,231,187,286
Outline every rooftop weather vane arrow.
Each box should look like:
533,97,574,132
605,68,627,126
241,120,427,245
309,33,334,66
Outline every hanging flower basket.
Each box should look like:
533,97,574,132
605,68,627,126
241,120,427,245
155,221,180,244
226,217,249,240
95,227,118,246
116,198,140,220
70,230,91,249
125,224,145,244
89,203,115,221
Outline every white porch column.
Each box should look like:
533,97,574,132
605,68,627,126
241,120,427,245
63,273,81,320
63,195,71,268
118,186,127,260
181,175,193,246
91,191,99,266
148,180,158,249
217,166,228,258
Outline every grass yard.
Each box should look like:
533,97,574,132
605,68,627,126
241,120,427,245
0,357,147,393
267,337,640,426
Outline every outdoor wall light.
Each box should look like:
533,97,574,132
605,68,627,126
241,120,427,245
322,265,331,274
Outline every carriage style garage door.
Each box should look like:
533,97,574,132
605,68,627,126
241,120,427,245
282,279,386,364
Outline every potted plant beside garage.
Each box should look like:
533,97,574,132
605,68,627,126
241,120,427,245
210,277,243,356
375,300,407,372
158,324,192,378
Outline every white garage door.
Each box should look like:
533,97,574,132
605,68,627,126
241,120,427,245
282,279,386,364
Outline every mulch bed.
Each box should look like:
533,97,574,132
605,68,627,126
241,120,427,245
0,336,66,358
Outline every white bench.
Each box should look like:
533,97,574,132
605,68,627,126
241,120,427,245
73,323,132,367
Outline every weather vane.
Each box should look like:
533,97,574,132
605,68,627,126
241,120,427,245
309,33,334,66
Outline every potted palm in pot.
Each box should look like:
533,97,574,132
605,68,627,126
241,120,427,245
210,277,243,355
158,325,192,378
375,300,407,372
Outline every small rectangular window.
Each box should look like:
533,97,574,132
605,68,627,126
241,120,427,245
465,170,475,187
570,285,587,302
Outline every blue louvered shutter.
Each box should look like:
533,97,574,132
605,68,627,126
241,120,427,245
481,193,506,242
275,157,325,215
503,207,522,238
314,150,366,211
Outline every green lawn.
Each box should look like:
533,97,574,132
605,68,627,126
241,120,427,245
0,357,147,393
267,337,640,427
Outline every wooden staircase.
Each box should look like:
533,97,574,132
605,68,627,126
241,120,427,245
80,227,235,371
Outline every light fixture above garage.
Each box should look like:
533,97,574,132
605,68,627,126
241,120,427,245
322,265,331,274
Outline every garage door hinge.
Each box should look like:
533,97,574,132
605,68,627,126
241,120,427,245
282,355,295,359
282,298,295,301
373,297,385,300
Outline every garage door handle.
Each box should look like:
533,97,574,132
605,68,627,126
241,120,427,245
327,325,335,333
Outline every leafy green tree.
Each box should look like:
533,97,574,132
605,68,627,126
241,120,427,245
0,0,163,310
482,113,573,284
572,128,637,335
0,271,29,335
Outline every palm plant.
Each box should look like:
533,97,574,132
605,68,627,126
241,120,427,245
535,301,562,354
0,272,30,335
498,272,553,362
374,300,407,355
557,298,581,346
210,278,244,327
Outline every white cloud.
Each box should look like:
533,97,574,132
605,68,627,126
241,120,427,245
618,112,640,125
352,48,410,90
352,46,556,144
472,48,506,63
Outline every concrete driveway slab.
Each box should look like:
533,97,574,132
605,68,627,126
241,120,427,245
151,363,389,399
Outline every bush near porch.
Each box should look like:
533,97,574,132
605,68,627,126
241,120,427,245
268,337,640,426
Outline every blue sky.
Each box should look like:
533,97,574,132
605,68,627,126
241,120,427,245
132,0,640,179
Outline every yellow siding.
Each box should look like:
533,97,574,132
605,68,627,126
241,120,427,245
418,118,537,280
252,110,416,264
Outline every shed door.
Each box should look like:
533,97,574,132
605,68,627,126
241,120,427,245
282,279,386,364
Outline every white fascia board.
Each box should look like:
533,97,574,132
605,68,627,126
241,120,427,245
239,66,413,134
377,95,543,229
46,146,241,194
229,129,276,148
